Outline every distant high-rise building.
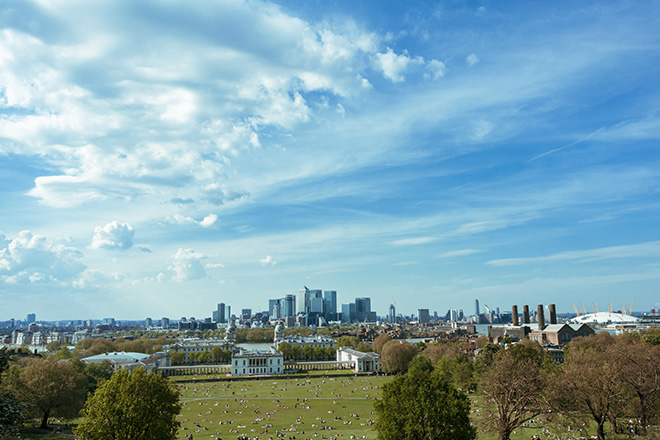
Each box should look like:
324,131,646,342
475,299,480,316
213,303,226,323
26,313,36,324
241,309,252,321
355,297,371,322
145,317,153,328
324,291,337,321
341,303,356,323
162,317,170,329
269,299,281,319
418,309,430,323
449,309,459,322
283,294,296,318
388,304,396,323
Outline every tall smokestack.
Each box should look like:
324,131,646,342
549,304,557,325
523,305,530,324
537,304,545,330
512,305,519,326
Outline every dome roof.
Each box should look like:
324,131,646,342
569,311,639,325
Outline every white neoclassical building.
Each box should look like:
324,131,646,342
231,348,284,376
336,347,380,373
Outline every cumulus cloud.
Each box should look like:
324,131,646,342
169,248,207,281
466,53,480,66
375,48,424,82
164,213,218,228
202,184,250,206
0,1,396,209
90,221,135,250
260,255,278,266
426,59,447,79
0,231,86,283
73,269,124,289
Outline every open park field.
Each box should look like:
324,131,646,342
13,372,643,440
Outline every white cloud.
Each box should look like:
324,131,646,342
206,262,225,268
0,231,86,283
260,255,278,266
73,269,124,289
466,53,480,67
487,240,660,266
169,248,207,281
90,221,135,250
375,48,424,82
163,213,217,228
200,214,218,228
0,1,396,209
426,59,447,80
388,236,438,246
435,249,483,259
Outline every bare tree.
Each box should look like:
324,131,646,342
556,342,628,440
480,347,548,440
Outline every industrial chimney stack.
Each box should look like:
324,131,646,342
537,304,545,330
512,305,519,326
523,305,530,324
549,304,557,325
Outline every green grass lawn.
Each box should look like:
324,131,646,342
15,372,641,440
177,374,382,439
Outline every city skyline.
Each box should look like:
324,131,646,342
2,1,660,320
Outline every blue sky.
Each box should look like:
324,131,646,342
1,0,660,321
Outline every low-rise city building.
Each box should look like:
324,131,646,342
231,348,284,376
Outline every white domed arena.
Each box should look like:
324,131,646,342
569,311,639,325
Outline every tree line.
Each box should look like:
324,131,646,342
373,329,660,440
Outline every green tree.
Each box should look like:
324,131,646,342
210,346,225,363
642,328,660,346
435,353,476,392
356,341,372,352
75,368,181,440
372,333,391,354
54,347,72,361
0,348,25,439
381,341,418,374
45,341,63,353
83,361,114,393
7,357,88,429
170,351,185,365
374,364,475,440
335,335,359,349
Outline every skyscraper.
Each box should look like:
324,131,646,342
213,303,226,323
283,294,296,318
474,299,480,317
341,303,356,323
269,299,281,319
418,309,430,323
388,304,396,323
324,290,337,321
355,297,371,322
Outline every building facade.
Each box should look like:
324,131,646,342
231,348,284,376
